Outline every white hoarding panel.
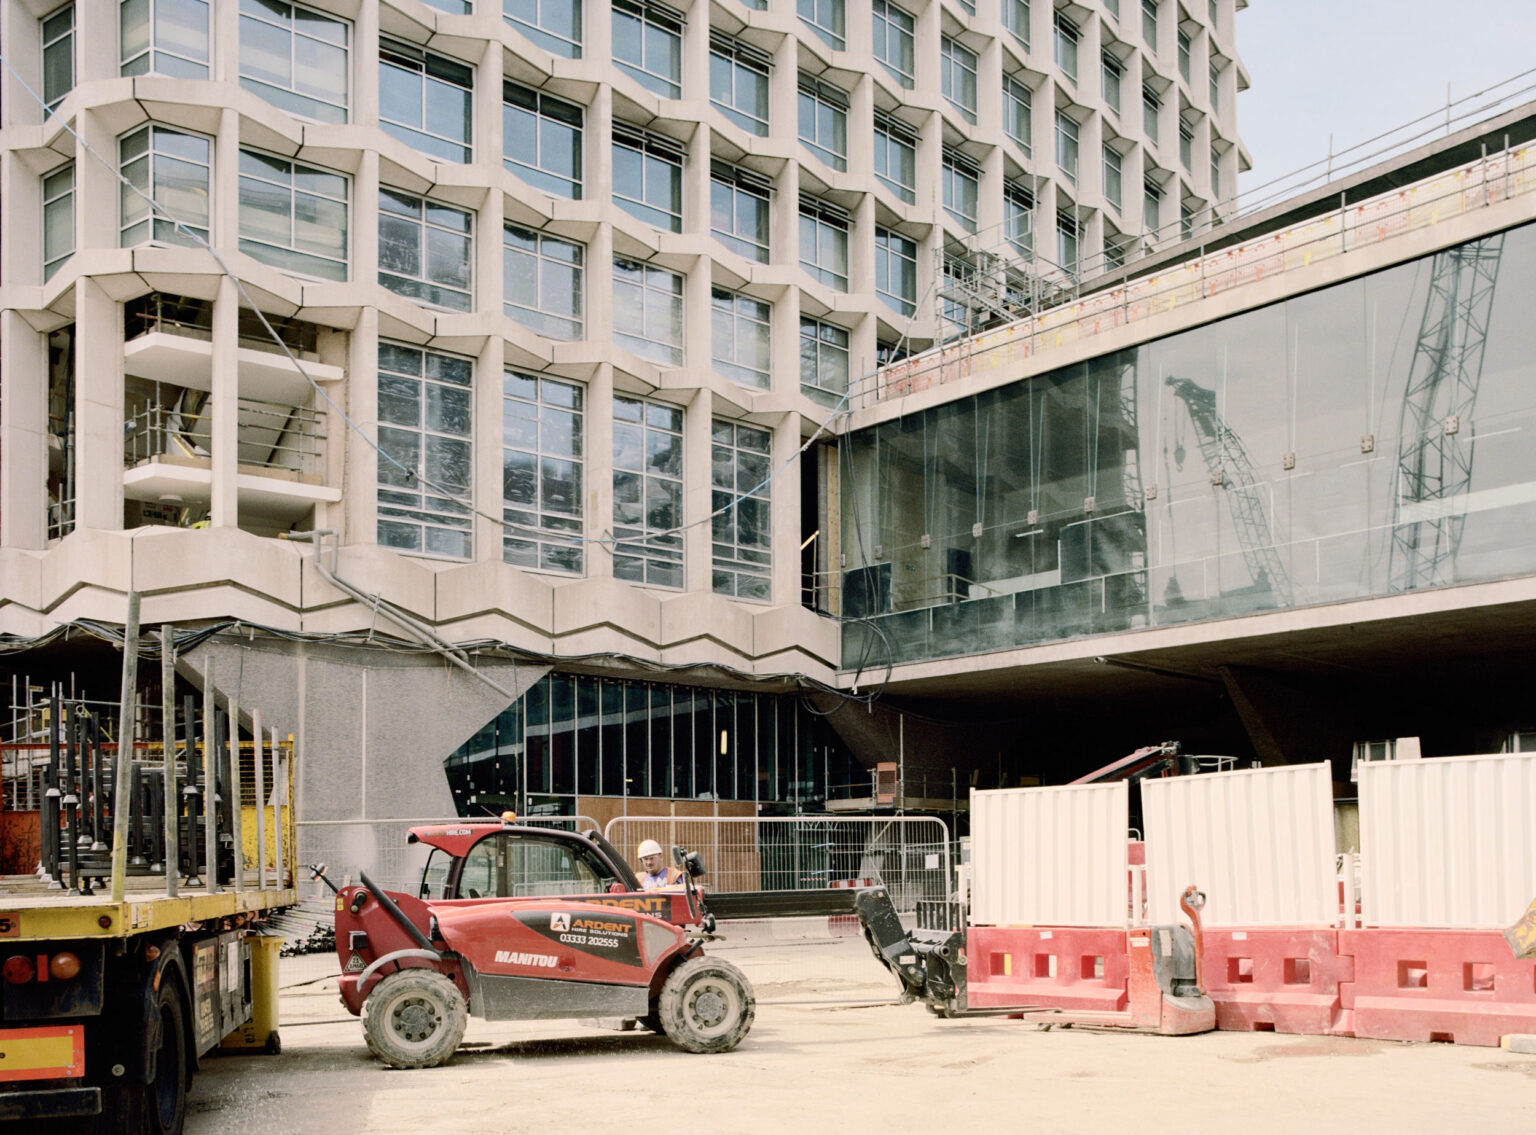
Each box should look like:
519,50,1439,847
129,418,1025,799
1359,753,1536,928
969,782,1129,927
1142,763,1337,926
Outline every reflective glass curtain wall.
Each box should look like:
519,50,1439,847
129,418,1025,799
444,675,858,815
841,224,1536,666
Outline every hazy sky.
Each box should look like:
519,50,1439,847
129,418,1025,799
1234,1,1536,207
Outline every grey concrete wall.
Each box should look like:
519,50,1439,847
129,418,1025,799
179,637,548,824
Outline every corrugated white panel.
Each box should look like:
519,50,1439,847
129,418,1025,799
1359,753,1536,927
1143,763,1337,926
969,783,1128,927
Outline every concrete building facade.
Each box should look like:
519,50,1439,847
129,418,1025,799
0,0,1247,836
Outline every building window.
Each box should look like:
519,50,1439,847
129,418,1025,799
1180,200,1195,240
1141,0,1158,50
798,76,848,172
875,227,917,316
797,0,845,51
1005,181,1034,258
1142,86,1161,144
502,372,584,575
377,342,473,561
1055,111,1080,184
613,0,683,99
121,0,210,78
1143,177,1161,237
1209,60,1221,110
1053,11,1078,83
612,128,684,232
239,0,349,124
380,39,473,163
712,421,772,600
940,37,978,124
800,317,850,401
1102,145,1122,212
1179,118,1194,170
1102,52,1122,114
120,125,210,248
504,224,584,340
871,0,915,89
711,164,771,263
1003,75,1033,157
1002,0,1030,49
43,163,75,281
1104,234,1127,270
942,150,980,233
613,258,684,366
423,0,471,11
710,34,771,134
238,150,348,281
1056,209,1078,273
1177,26,1192,82
377,189,473,312
42,3,74,113
711,289,772,389
613,396,684,588
503,82,583,198
1210,151,1222,200
503,0,582,58
799,201,849,291
874,114,917,205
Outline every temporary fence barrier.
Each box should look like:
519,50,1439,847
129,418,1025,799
1339,928,1536,1047
969,782,1129,928
1142,763,1338,926
965,925,1131,1013
1358,752,1536,928
1199,928,1350,1036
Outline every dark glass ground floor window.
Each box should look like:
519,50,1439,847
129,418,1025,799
444,673,857,814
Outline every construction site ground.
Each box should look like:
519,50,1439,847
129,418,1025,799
189,935,1536,1135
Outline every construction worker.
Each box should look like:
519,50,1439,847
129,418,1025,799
636,839,684,890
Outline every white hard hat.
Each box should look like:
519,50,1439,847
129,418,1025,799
637,839,663,858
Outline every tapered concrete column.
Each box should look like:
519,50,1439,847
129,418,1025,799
0,312,50,548
586,363,616,582
476,38,502,169
344,308,381,548
770,413,800,605
74,277,124,531
587,85,614,237
475,335,507,561
682,389,713,593
209,275,240,529
355,1,381,133
77,0,117,83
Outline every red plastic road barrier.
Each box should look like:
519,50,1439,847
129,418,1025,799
1201,928,1350,1035
966,926,1130,1012
1339,928,1536,1047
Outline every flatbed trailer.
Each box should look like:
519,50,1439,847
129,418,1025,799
0,607,296,1135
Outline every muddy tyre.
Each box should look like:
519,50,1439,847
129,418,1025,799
362,969,467,1069
658,957,754,1054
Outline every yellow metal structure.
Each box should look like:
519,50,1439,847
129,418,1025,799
220,933,283,1052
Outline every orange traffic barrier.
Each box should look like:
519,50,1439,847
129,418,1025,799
966,926,1130,1013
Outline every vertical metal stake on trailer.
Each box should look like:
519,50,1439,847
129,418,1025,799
110,592,141,902
253,706,268,891
44,694,61,888
203,659,220,893
229,689,244,894
162,626,179,898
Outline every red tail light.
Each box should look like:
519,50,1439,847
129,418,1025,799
50,953,81,981
2,956,33,984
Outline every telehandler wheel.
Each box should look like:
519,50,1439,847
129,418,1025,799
658,957,754,1054
362,969,468,1069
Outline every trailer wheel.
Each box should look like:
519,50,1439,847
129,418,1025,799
144,980,190,1135
658,957,754,1054
362,969,467,1069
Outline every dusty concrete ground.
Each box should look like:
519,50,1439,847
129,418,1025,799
189,943,1536,1135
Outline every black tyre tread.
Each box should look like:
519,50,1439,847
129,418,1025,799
362,969,468,1069
658,956,754,1054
